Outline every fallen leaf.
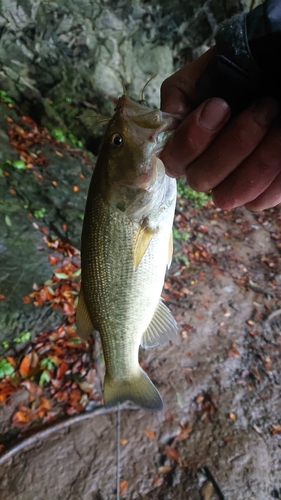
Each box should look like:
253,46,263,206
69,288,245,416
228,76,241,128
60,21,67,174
229,413,237,420
165,411,174,423
57,361,68,379
152,476,163,487
6,357,16,367
176,426,192,441
144,429,156,440
165,446,180,463
19,354,31,378
158,466,171,474
228,348,240,357
271,424,281,435
119,480,128,495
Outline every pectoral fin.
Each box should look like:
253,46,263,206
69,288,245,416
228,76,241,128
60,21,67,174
134,224,156,270
76,286,94,339
141,300,177,349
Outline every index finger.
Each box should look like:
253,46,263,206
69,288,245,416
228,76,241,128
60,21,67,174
160,47,217,115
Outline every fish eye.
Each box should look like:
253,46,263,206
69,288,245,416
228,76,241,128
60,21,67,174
111,134,123,147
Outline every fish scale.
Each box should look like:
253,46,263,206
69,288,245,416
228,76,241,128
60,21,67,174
82,193,171,379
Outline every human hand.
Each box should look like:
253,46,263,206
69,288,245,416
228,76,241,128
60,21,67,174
160,47,281,211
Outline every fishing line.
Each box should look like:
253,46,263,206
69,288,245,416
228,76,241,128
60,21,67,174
116,402,121,500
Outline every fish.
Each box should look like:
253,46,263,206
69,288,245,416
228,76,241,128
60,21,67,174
76,92,178,411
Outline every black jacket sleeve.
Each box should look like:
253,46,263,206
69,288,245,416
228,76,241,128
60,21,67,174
196,0,281,114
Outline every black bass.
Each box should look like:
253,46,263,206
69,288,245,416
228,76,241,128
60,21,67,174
76,94,177,410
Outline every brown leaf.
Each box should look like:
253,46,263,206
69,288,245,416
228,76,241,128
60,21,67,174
57,361,68,379
152,476,163,487
12,407,37,426
176,426,192,442
19,354,31,377
271,424,281,435
144,428,156,440
165,446,180,463
55,391,68,403
119,480,128,495
165,411,174,423
228,348,240,357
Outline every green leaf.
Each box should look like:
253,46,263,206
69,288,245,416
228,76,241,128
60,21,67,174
176,392,183,409
65,97,72,104
0,359,15,379
51,128,66,142
12,160,26,170
33,208,46,219
71,269,81,277
5,215,12,227
68,337,82,345
13,331,31,343
0,90,14,104
39,370,51,386
2,341,9,349
55,272,69,280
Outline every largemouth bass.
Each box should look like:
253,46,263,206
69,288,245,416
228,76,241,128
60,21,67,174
76,94,177,411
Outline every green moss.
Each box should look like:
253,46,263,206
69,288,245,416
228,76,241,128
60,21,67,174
177,178,211,208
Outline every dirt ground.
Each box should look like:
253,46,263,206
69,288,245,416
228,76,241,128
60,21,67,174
1,202,281,500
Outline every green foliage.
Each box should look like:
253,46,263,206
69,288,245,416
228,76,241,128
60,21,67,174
0,359,15,379
13,331,31,344
33,208,46,219
0,90,14,105
68,132,83,148
177,179,210,207
2,341,9,349
173,227,190,242
5,215,12,227
65,97,72,104
50,128,83,148
39,370,51,386
51,128,66,142
177,255,189,267
69,337,82,345
40,356,60,371
11,160,27,170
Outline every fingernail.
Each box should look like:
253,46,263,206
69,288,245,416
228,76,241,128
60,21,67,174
199,98,230,131
253,97,279,127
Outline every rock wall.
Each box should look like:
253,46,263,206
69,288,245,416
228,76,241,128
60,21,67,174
0,0,253,143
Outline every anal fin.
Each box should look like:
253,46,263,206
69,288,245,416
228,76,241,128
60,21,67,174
76,285,94,339
141,299,177,349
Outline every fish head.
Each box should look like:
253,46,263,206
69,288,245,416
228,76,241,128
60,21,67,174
95,95,177,213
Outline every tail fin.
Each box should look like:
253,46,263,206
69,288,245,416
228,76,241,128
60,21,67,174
104,368,163,411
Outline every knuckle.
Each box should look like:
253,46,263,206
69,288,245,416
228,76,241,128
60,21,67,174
232,128,255,151
186,171,211,192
